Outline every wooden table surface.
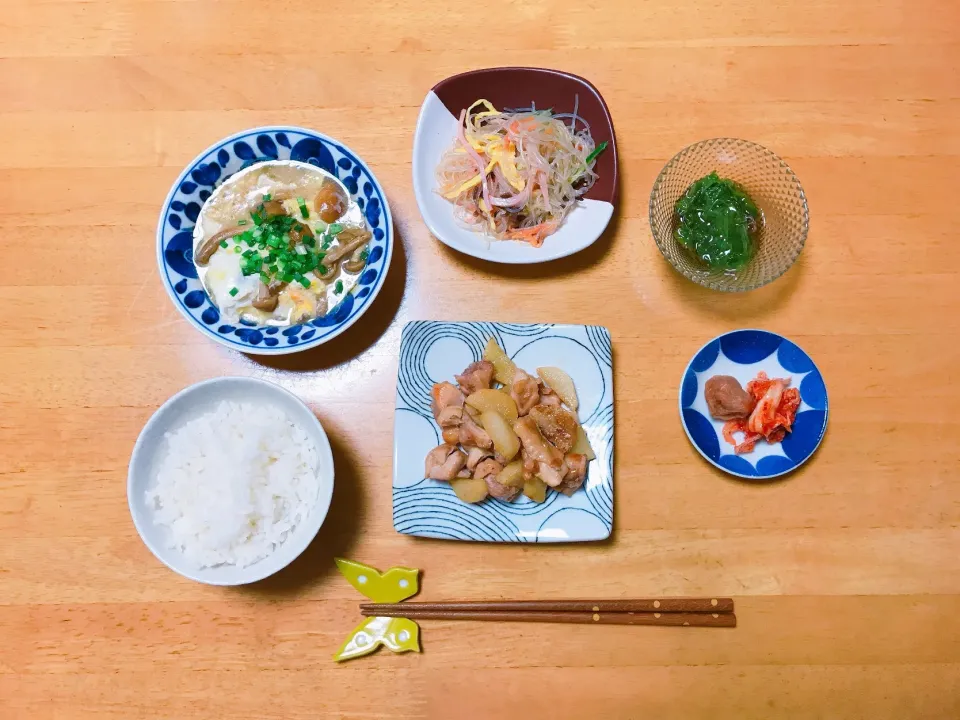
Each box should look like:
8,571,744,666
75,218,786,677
2,0,959,717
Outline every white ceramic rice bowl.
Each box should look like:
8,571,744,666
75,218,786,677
127,377,334,585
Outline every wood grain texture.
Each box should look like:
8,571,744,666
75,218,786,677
1,0,958,717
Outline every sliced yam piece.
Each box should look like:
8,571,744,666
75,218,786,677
483,337,516,385
523,477,548,503
496,460,525,489
450,477,488,504
480,411,520,462
537,367,578,412
465,389,519,423
571,425,596,461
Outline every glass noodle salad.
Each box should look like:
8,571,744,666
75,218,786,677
436,99,608,247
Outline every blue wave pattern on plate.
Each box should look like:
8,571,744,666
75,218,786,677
394,321,614,542
680,329,828,480
157,127,391,352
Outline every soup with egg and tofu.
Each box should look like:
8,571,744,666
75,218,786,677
193,160,372,326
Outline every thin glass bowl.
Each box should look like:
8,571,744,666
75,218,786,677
649,138,809,292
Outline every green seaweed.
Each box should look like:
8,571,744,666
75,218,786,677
674,172,760,271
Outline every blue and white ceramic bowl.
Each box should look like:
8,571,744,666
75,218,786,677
157,126,393,354
680,330,828,480
393,321,614,543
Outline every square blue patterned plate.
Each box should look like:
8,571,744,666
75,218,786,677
680,329,828,480
393,321,614,542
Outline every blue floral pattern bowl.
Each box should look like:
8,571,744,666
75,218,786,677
680,329,828,480
156,126,392,354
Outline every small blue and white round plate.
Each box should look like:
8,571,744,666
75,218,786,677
679,329,828,480
156,126,393,355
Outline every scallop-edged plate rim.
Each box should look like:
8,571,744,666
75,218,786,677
678,329,828,480
156,125,394,355
412,67,618,265
127,376,335,585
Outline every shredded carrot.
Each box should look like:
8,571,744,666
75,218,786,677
505,222,558,247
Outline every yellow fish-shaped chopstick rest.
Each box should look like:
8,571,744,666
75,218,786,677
333,558,421,662
334,557,419,603
334,616,421,662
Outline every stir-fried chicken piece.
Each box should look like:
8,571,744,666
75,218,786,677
538,384,563,408
528,403,578,453
437,405,463,428
431,382,464,420
474,458,519,502
431,382,465,444
537,461,564,488
459,412,493,449
510,369,541,417
556,453,588,496
424,444,467,481
521,447,537,480
537,452,588,492
513,416,564,468
465,446,494,472
455,360,495,395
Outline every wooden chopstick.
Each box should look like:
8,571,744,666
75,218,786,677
360,598,734,614
360,608,736,628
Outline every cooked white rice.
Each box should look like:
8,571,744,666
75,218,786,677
146,400,321,569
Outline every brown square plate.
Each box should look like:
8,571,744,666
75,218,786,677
412,67,618,264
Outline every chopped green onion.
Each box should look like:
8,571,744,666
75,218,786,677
281,271,295,283
334,280,343,294
297,197,309,219
242,249,255,258
585,141,609,164
318,265,329,275
219,240,228,248
259,271,270,283
251,212,263,226
229,287,239,297
234,246,242,253
328,223,343,235
237,219,247,226
303,235,316,248
296,275,311,288
263,193,272,201
359,248,369,262
321,236,332,250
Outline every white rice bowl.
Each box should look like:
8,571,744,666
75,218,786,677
128,378,335,585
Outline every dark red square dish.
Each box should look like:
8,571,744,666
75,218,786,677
413,67,618,264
